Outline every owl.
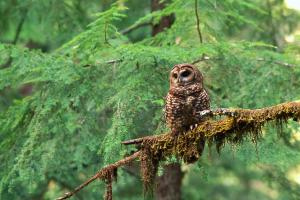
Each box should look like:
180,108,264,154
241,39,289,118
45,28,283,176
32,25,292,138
165,63,210,138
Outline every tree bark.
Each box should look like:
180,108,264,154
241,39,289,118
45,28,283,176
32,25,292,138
151,0,174,36
155,163,183,200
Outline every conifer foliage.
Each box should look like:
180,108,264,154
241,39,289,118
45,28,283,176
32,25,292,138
0,0,300,199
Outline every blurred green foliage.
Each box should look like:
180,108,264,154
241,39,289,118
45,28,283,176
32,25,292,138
0,0,300,199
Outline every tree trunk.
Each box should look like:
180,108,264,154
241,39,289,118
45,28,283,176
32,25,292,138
151,0,174,36
155,163,183,200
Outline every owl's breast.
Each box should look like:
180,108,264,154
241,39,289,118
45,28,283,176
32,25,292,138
165,93,194,131
165,89,210,133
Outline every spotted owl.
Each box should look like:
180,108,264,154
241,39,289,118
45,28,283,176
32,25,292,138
165,63,210,136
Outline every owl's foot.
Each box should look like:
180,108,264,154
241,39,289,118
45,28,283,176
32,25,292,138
198,110,213,118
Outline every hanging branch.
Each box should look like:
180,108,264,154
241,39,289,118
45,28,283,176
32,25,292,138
56,101,300,200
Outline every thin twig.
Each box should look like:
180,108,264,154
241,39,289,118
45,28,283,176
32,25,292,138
194,0,203,43
82,59,123,68
13,9,28,44
56,151,141,200
120,22,152,35
257,57,295,67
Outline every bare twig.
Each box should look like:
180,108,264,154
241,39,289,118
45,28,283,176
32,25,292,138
56,151,141,200
194,0,203,43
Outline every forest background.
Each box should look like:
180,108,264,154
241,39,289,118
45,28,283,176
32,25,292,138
1,0,300,199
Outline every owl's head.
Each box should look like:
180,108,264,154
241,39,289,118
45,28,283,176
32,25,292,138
170,63,203,87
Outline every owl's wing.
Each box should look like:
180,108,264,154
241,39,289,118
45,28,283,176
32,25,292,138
164,93,173,121
194,89,210,122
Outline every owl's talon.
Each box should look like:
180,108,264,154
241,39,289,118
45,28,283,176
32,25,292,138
190,125,194,130
199,110,212,117
190,124,198,130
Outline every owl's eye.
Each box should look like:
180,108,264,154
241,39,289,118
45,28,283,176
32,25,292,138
172,73,178,79
181,70,191,77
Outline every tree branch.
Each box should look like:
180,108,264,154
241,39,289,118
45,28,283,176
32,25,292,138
122,108,236,145
56,101,300,199
56,151,141,200
139,101,300,161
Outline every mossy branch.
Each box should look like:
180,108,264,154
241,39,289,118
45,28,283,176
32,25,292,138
56,101,300,200
140,101,300,163
56,151,141,200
